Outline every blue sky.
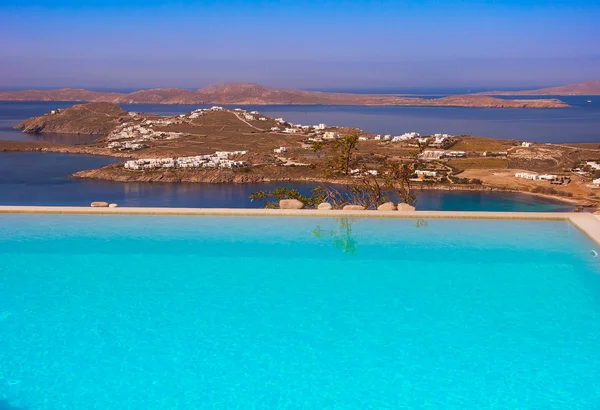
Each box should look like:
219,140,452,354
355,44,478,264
1,0,599,89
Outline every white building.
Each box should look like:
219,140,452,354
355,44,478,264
419,150,445,160
587,161,600,170
445,151,466,158
391,132,420,142
522,142,533,147
274,147,287,154
515,172,538,180
416,170,438,178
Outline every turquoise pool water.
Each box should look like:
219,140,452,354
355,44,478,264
1,215,600,409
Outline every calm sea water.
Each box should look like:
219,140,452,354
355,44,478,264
0,152,573,211
1,215,600,408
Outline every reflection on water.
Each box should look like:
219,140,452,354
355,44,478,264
415,219,429,228
313,218,358,254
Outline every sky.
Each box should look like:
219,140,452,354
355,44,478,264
1,0,600,90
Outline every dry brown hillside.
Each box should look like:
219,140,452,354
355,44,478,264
15,102,126,135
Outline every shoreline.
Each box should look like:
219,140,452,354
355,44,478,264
0,141,594,207
71,167,583,207
0,141,589,208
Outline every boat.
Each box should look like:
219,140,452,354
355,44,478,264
588,100,592,103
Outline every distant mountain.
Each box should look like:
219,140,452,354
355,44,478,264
480,80,600,96
0,82,569,108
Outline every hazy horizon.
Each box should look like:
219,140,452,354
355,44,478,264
2,0,599,89
0,82,592,94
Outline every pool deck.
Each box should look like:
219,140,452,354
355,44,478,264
2,206,600,245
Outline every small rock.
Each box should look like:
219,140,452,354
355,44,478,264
377,202,397,211
397,203,416,212
279,199,304,209
343,205,365,211
109,203,118,208
90,202,109,208
317,202,333,210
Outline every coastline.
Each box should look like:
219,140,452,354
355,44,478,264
0,142,583,207
70,164,583,207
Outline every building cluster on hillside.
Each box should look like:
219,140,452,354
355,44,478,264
419,150,466,160
106,121,186,151
515,172,559,181
350,169,379,176
123,151,248,171
371,132,454,147
188,106,224,119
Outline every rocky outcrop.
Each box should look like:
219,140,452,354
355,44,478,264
15,102,126,135
279,199,304,209
72,165,271,183
377,202,397,211
317,202,333,210
397,203,416,211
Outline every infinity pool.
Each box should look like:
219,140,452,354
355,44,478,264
1,215,600,409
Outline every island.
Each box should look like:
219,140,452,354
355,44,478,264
0,82,568,108
6,102,600,209
479,80,600,96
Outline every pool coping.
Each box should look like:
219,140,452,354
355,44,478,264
1,206,600,246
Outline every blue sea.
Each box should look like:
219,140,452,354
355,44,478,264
0,100,597,210
1,215,600,409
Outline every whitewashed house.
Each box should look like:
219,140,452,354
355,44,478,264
515,172,538,180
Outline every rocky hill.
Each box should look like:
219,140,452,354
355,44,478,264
0,82,569,108
15,102,126,135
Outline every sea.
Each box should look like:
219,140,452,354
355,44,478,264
0,97,598,210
